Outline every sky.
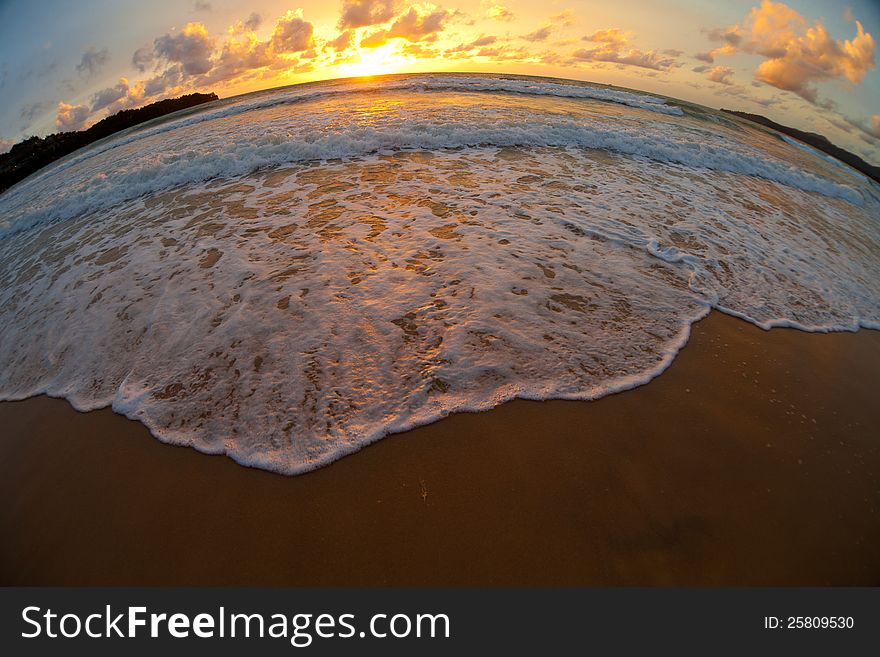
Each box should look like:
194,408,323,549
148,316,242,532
1,0,878,163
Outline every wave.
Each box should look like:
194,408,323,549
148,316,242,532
9,75,682,189
0,90,862,237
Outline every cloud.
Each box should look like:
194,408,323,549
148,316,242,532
705,1,876,105
837,113,880,141
826,116,854,134
484,3,514,22
387,7,450,42
712,82,784,109
338,0,397,29
229,12,263,34
550,9,575,27
144,65,184,96
76,47,109,76
706,26,742,48
362,6,451,46
706,65,735,85
91,78,132,111
270,10,315,52
586,28,628,45
518,8,576,42
153,22,216,75
19,100,54,125
193,1,212,11
15,55,59,85
400,42,439,58
360,29,389,48
329,30,355,51
693,51,715,63
19,7,327,139
199,10,314,82
470,34,497,47
203,35,271,84
0,138,14,154
523,26,553,42
692,65,710,73
447,41,530,61
89,77,146,113
55,101,90,131
132,45,154,73
574,28,679,70
447,34,498,54
244,12,262,31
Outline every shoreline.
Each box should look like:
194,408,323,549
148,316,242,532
1,310,879,585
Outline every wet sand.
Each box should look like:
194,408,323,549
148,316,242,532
1,311,878,585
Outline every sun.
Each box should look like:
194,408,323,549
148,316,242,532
338,43,409,78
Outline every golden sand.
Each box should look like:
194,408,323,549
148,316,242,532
1,311,878,585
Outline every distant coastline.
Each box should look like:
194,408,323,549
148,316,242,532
0,92,218,194
721,109,880,185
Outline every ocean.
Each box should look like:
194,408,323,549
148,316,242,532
0,72,878,473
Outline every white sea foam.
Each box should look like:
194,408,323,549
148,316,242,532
0,74,877,474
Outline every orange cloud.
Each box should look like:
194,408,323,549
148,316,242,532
270,10,315,53
447,34,498,53
706,1,876,104
69,9,321,132
573,28,678,71
706,65,734,85
338,0,397,29
328,30,355,51
387,6,450,41
90,77,142,111
204,32,272,83
153,22,215,75
484,3,514,22
357,5,451,47
588,28,629,46
143,66,184,96
523,26,553,42
55,101,90,131
360,29,389,48
226,12,262,34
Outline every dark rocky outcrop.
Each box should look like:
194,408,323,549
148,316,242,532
0,92,219,194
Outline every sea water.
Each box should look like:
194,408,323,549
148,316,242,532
0,73,877,473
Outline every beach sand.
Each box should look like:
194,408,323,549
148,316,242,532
1,311,878,586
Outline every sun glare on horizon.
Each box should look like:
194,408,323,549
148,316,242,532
335,43,413,78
